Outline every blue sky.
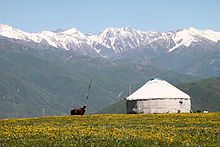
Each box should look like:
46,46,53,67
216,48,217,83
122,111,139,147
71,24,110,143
0,0,219,33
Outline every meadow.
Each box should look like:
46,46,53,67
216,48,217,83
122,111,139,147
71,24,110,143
0,113,219,146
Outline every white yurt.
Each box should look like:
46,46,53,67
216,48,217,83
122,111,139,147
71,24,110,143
126,78,191,114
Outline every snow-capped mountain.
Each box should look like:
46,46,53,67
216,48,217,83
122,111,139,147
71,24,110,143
1,24,220,78
169,27,220,52
1,24,220,58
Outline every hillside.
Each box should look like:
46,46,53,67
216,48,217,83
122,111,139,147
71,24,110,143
114,44,220,78
0,72,64,119
97,77,220,114
177,77,220,112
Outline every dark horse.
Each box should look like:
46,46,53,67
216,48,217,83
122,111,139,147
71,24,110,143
70,79,93,116
70,105,87,115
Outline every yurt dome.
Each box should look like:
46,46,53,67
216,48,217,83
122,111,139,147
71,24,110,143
126,78,191,114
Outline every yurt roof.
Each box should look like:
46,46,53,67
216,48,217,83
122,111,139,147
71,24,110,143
126,78,190,100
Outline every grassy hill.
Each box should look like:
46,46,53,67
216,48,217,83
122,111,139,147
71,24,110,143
177,77,220,112
0,72,63,119
0,38,200,119
97,77,220,114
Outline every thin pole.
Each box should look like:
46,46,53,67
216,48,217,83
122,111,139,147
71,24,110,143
129,85,131,96
42,108,45,117
85,79,93,106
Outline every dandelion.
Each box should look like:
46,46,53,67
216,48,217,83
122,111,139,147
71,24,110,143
0,113,219,146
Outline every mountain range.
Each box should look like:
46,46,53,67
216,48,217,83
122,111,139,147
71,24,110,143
1,24,220,57
1,24,220,77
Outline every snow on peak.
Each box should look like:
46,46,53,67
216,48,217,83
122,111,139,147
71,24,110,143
90,26,151,53
39,30,56,35
62,28,82,35
0,24,42,43
188,27,199,32
100,26,141,36
169,27,220,52
0,24,28,40
0,24,13,30
53,29,64,33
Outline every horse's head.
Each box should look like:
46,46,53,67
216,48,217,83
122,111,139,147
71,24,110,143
83,105,87,111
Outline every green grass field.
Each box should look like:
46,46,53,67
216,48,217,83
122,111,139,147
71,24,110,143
0,113,219,146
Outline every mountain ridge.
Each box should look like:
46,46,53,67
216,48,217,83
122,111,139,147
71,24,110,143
1,24,220,57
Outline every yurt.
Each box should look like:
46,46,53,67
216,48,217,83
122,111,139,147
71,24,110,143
126,78,191,114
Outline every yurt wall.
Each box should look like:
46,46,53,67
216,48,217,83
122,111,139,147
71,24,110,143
127,98,191,114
